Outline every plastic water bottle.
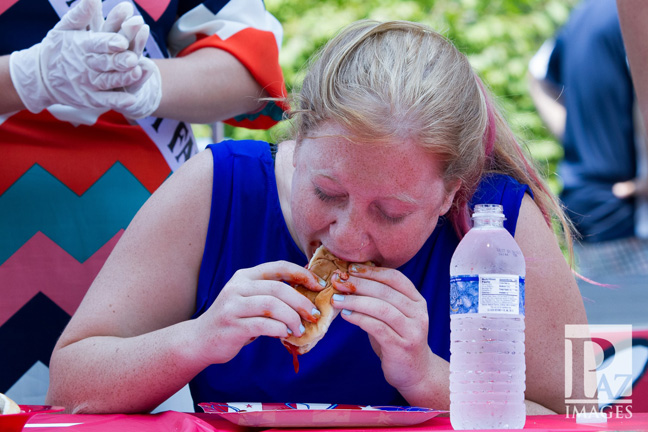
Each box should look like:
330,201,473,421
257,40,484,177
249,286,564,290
449,204,526,429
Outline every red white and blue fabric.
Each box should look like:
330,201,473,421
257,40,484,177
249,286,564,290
0,0,286,405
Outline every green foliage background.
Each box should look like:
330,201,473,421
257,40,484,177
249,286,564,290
205,0,580,193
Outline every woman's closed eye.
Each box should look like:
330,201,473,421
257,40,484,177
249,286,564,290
314,187,344,203
372,203,412,224
377,208,408,224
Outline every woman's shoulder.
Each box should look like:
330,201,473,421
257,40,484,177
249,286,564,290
473,173,532,235
206,139,274,161
474,173,531,199
205,140,277,195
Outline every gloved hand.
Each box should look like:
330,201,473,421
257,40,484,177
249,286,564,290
115,56,163,119
8,0,159,115
102,2,162,119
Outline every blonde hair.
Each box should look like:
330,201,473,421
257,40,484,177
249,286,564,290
289,20,574,258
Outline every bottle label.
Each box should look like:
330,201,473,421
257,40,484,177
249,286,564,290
450,274,525,315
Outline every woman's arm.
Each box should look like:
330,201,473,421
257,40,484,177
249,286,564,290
0,47,266,122
0,55,25,113
46,150,215,413
47,147,326,413
515,194,589,414
152,48,267,124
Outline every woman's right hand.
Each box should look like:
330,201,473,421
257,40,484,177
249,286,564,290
194,261,326,365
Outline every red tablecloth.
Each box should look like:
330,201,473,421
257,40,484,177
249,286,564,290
24,411,244,432
23,411,648,432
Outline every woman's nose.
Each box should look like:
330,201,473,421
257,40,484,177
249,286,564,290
331,209,370,251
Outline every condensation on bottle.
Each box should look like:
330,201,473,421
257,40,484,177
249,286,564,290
449,204,526,430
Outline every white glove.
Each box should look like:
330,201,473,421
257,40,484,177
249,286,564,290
103,3,162,119
8,0,152,113
114,56,163,119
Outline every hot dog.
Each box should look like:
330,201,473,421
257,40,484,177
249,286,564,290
281,245,350,356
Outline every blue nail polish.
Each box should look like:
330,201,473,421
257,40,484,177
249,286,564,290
312,307,321,316
286,328,293,335
333,294,345,302
342,309,352,315
299,324,306,334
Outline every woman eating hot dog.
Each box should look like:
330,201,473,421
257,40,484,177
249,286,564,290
47,20,588,415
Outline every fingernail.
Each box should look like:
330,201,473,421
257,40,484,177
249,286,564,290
299,324,306,334
349,264,358,273
311,307,321,316
342,309,352,315
286,328,293,335
333,294,345,302
318,277,327,287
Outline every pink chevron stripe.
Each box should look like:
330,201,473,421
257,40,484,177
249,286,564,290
0,1,169,23
0,0,19,16
0,230,123,327
135,0,170,21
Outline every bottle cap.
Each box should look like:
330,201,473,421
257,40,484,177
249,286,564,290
472,203,505,218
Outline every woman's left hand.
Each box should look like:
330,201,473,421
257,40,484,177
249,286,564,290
330,263,432,391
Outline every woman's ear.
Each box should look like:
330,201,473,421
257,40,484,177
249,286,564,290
441,179,462,215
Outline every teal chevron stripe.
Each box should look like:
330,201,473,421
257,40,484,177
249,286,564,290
0,162,152,265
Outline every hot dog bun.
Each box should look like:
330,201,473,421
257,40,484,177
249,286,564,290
0,392,21,415
281,245,349,355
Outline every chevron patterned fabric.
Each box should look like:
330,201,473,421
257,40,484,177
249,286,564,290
0,118,162,400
